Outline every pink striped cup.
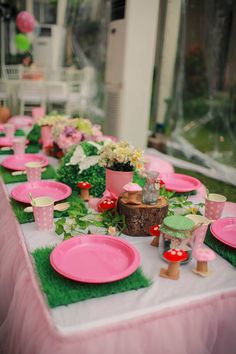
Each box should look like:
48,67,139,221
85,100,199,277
25,161,42,182
32,196,54,231
205,193,226,220
12,137,26,155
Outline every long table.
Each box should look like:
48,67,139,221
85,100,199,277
0,153,236,354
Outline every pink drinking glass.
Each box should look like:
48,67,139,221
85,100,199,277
12,137,26,155
205,193,226,220
25,161,42,182
32,196,54,231
4,123,15,138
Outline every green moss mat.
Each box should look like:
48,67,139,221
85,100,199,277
0,164,56,184
32,246,151,308
11,191,83,224
0,144,40,155
175,167,236,202
204,227,236,268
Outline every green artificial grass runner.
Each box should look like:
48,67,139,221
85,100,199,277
0,143,40,155
32,246,151,308
0,164,56,184
204,227,236,268
11,191,83,224
0,128,25,137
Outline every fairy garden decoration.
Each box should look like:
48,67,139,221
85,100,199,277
56,140,106,198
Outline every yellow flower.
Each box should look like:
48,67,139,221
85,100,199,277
187,206,199,214
107,226,117,236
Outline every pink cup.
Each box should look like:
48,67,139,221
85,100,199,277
205,193,226,220
25,161,42,182
4,123,15,138
32,196,54,231
12,137,26,155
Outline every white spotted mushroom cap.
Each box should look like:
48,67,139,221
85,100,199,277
123,182,142,193
193,247,216,261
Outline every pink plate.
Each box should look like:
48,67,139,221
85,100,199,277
1,154,48,171
161,173,202,192
11,180,72,204
50,235,141,283
0,137,29,147
210,217,236,248
8,115,32,129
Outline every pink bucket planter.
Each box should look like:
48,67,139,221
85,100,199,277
105,169,133,197
41,125,53,147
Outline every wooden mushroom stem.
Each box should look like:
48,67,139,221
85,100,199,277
80,188,90,201
126,191,139,204
196,260,208,273
151,237,159,247
166,261,180,278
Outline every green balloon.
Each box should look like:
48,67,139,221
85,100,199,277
15,33,31,52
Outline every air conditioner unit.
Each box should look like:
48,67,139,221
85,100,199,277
32,25,66,68
105,0,160,148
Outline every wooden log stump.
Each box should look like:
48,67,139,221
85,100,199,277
117,192,168,236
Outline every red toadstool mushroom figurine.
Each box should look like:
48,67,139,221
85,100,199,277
123,182,142,204
160,249,188,280
159,179,165,188
97,198,116,212
77,181,91,201
149,224,161,247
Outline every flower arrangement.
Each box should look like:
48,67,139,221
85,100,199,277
52,118,103,152
37,114,67,127
98,141,144,172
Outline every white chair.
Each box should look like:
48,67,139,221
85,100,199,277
46,81,68,111
2,65,22,80
65,80,83,115
18,80,46,115
0,80,10,106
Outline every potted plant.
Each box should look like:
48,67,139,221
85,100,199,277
98,141,144,197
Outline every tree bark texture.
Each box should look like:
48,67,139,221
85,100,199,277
118,193,168,236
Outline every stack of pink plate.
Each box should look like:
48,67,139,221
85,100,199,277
160,173,202,193
210,217,236,248
0,137,29,148
11,180,72,204
1,154,48,171
8,116,32,130
50,235,141,283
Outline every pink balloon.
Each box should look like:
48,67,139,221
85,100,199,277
16,11,35,33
